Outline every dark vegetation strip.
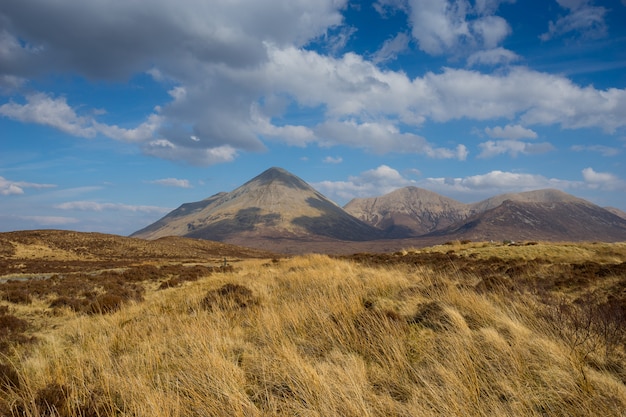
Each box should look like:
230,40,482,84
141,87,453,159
0,264,233,355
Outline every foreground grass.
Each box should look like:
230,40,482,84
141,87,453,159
1,248,626,416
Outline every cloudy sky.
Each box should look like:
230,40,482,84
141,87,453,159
1,0,626,235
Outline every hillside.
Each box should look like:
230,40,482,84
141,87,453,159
0,229,274,279
344,186,470,236
0,238,625,416
132,167,384,244
347,187,626,245
431,199,626,242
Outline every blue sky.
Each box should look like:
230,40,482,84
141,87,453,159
1,0,626,235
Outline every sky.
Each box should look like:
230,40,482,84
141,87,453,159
1,0,626,236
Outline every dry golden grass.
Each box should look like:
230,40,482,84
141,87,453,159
412,240,626,263
1,243,625,416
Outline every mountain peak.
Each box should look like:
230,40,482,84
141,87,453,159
244,167,311,191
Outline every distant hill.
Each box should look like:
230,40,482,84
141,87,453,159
427,199,626,242
344,187,470,237
132,167,385,245
131,167,626,253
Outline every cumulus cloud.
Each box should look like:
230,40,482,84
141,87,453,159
55,201,171,214
478,140,555,158
581,167,626,190
0,92,162,142
148,178,192,188
0,93,97,137
1,0,625,167
485,124,538,140
401,0,511,56
323,156,343,164
418,170,578,198
313,165,416,202
0,176,56,195
541,0,607,41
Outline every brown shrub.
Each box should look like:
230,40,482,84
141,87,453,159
49,296,89,312
0,314,28,335
35,382,68,416
407,301,453,331
201,283,258,312
121,265,163,282
2,289,33,304
85,294,125,315
0,312,35,354
0,362,20,390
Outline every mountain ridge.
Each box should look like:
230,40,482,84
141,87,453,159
132,167,626,253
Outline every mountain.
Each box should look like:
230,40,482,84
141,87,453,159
343,187,470,237
132,168,626,253
606,207,626,221
345,187,623,242
468,188,591,212
430,199,626,242
132,167,384,245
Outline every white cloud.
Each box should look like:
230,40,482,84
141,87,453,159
148,178,192,188
541,1,607,41
467,47,520,66
0,92,162,143
403,0,512,56
0,93,97,137
94,113,162,143
470,15,511,49
485,124,537,140
313,165,416,202
323,156,343,164
478,140,555,158
0,176,56,195
142,140,239,166
581,167,626,190
406,0,472,55
2,0,625,168
315,119,467,159
418,170,577,197
372,33,411,64
55,201,171,214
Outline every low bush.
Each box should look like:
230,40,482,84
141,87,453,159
201,283,258,312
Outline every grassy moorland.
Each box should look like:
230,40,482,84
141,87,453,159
1,237,625,416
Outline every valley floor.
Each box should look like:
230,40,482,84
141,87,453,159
1,237,625,416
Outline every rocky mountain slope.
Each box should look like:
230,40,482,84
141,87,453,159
429,199,626,242
132,167,384,243
132,167,626,252
345,187,626,242
343,187,470,237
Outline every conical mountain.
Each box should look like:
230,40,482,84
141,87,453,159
344,186,469,236
132,167,384,243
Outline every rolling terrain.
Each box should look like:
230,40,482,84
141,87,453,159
0,230,625,416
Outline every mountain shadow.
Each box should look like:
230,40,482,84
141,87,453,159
291,197,387,241
186,207,281,241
